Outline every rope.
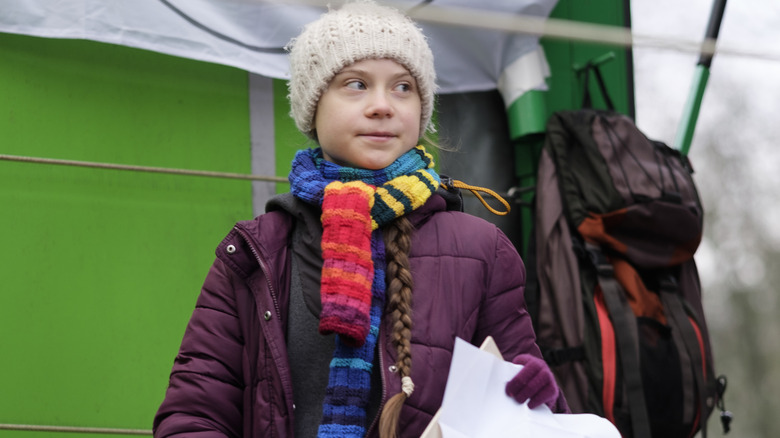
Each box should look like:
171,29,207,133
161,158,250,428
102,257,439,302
0,154,521,209
259,0,780,63
0,424,152,435
0,154,287,183
443,179,512,216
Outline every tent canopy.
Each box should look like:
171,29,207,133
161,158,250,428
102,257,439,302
0,0,558,105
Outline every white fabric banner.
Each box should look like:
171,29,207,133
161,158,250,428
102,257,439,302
0,0,557,102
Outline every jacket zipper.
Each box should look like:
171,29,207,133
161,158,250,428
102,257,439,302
234,225,291,437
235,227,281,320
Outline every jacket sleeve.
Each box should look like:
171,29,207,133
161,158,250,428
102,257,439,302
474,229,570,414
153,258,245,437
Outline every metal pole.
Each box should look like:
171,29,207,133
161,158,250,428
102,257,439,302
674,0,728,155
0,423,152,435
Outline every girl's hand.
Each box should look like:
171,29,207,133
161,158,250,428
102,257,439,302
504,354,559,410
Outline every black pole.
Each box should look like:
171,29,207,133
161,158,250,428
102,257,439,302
698,0,728,68
675,0,728,154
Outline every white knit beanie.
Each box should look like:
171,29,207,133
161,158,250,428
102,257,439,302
287,0,437,139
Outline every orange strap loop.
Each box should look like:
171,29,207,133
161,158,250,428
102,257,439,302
443,179,511,216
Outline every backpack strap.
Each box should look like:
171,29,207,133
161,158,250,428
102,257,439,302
524,203,541,334
660,278,711,438
580,62,616,111
589,244,652,438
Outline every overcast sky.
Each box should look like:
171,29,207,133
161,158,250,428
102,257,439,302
631,0,780,292
632,0,779,142
625,5,780,435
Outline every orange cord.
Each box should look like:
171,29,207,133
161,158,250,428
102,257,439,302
442,180,511,216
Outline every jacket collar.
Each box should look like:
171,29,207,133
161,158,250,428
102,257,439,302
219,182,461,278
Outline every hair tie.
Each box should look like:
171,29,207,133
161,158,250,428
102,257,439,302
401,376,415,397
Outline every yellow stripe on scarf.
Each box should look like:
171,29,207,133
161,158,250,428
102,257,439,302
375,171,440,223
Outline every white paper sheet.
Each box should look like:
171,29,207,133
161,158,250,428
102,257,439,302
434,337,621,438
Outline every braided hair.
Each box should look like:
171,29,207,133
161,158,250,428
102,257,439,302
379,216,415,438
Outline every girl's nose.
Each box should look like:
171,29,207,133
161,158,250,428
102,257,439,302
365,91,394,118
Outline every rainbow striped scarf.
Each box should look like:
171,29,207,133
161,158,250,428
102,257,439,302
289,145,439,437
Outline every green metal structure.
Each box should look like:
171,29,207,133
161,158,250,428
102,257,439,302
510,0,634,254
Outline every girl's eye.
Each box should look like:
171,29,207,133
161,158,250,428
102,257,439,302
346,80,366,90
394,83,412,93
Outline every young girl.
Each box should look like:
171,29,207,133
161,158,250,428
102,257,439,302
153,2,568,437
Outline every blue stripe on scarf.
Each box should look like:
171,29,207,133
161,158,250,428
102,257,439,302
318,424,365,436
321,405,366,419
330,357,373,371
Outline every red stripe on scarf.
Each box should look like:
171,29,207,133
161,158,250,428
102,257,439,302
320,181,374,346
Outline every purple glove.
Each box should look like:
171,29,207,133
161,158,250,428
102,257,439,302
505,354,560,410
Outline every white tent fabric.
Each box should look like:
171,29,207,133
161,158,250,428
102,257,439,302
0,0,556,105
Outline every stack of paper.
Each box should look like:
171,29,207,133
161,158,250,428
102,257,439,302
421,337,621,438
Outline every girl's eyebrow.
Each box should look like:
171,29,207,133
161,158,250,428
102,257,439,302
335,68,414,81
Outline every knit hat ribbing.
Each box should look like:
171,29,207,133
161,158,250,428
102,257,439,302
286,1,437,139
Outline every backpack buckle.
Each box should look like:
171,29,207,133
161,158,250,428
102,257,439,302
542,346,586,366
585,243,613,276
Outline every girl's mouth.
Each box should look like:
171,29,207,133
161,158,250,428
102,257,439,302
361,132,395,141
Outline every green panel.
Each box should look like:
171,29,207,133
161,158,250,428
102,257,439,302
510,0,634,255
422,105,440,170
273,79,307,193
509,0,634,142
0,33,251,434
541,0,633,116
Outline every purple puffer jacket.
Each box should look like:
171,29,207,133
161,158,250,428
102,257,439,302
153,193,567,437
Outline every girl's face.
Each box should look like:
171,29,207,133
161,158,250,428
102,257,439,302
314,58,422,170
